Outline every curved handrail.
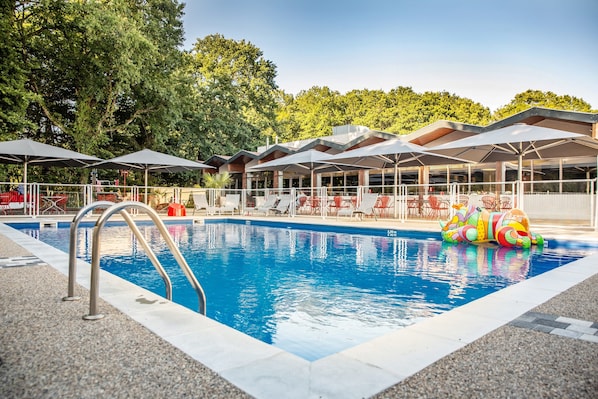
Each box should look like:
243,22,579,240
64,201,173,304
83,201,206,320
64,201,116,301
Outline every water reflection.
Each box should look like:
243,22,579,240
25,221,581,361
439,242,538,282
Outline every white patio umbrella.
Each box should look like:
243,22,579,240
0,138,102,214
427,124,598,208
322,138,472,186
321,139,472,218
92,149,214,203
247,149,369,195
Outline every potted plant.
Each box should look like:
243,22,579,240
203,172,233,206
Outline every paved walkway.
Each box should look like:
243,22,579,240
1,217,597,398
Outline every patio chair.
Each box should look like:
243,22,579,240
0,192,11,215
374,195,393,218
328,195,351,216
0,191,25,214
255,195,278,215
499,195,513,211
407,196,421,217
219,194,240,215
481,195,497,211
338,193,379,220
192,192,215,215
269,194,292,215
427,195,449,219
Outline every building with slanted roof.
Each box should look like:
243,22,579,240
204,108,598,190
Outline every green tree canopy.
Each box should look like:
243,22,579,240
275,86,492,140
492,90,594,120
0,1,31,136
13,0,186,156
180,34,279,159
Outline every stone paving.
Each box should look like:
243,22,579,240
0,255,47,268
509,311,598,343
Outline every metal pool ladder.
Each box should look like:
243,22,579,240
64,201,206,320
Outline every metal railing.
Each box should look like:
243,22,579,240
76,201,206,320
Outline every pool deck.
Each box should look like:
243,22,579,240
1,215,597,398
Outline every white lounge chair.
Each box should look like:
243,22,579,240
192,192,216,215
255,195,278,215
338,193,379,220
219,194,240,215
270,194,291,215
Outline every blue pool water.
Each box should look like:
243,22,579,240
15,220,589,361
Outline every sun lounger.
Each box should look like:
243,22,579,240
269,194,291,215
218,194,240,215
338,193,379,220
255,195,278,215
192,192,216,215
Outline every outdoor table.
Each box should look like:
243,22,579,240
41,195,65,214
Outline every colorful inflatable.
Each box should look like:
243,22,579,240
440,204,544,249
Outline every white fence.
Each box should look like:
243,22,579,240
2,179,597,229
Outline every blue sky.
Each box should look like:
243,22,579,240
181,0,598,111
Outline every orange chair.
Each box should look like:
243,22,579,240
55,194,69,213
481,195,497,211
328,195,349,216
407,196,421,217
0,192,11,214
309,196,321,215
427,195,449,219
374,195,392,218
500,195,513,211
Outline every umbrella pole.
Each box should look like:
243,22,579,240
517,153,524,210
394,163,398,218
145,169,149,205
23,161,28,215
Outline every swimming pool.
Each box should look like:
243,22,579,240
14,219,588,361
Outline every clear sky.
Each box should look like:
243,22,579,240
181,0,598,111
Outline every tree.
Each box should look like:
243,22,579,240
277,86,346,140
12,0,186,163
493,90,594,120
203,172,233,189
182,34,279,158
0,0,31,136
276,86,492,139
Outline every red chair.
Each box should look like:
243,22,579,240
55,194,68,213
309,196,321,215
0,192,11,214
374,195,392,218
481,195,497,211
427,195,449,219
328,196,348,216
407,196,421,217
0,191,25,214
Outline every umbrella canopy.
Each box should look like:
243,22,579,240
248,149,369,174
92,149,213,203
322,138,471,189
247,149,369,194
322,139,471,170
427,124,598,181
428,124,598,209
0,138,102,214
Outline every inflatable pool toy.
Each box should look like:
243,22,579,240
440,204,544,249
